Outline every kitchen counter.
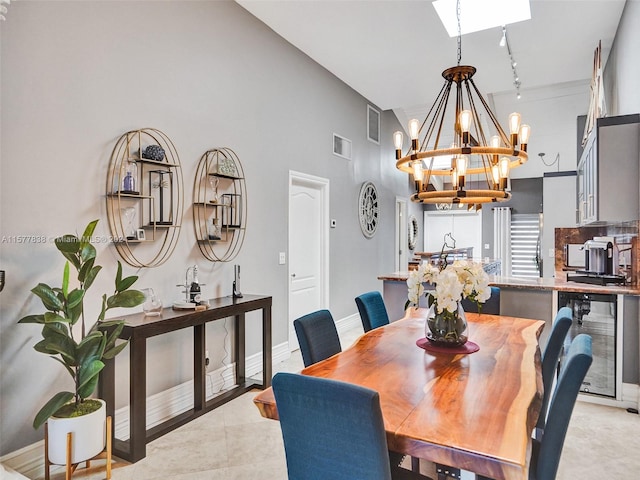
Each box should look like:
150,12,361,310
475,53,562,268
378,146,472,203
378,272,640,296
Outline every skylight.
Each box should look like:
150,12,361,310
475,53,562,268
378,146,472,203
432,0,531,37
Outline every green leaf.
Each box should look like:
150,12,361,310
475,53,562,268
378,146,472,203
80,219,99,245
78,257,95,283
77,359,104,399
66,289,85,310
115,261,123,288
18,314,45,324
83,265,101,291
116,275,138,293
31,283,64,312
38,325,76,364
103,341,128,360
55,234,80,254
62,262,70,298
106,290,145,309
60,251,81,270
76,332,105,367
80,242,96,264
43,312,71,325
33,392,74,429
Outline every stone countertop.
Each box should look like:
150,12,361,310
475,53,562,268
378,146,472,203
378,272,640,296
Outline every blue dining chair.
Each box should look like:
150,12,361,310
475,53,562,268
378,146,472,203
293,309,342,367
529,333,592,480
535,307,573,439
272,372,433,480
460,286,500,314
476,334,592,480
355,291,390,332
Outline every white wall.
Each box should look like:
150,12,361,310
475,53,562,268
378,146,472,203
604,0,640,115
0,1,411,455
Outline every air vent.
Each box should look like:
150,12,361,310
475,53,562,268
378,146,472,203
333,133,352,160
367,105,380,144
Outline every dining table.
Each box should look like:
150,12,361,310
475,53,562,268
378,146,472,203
253,308,545,480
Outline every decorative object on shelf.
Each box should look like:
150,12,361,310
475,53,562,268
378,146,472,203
120,160,139,195
120,207,137,240
233,264,243,298
217,156,237,176
358,181,378,238
142,144,165,162
407,234,491,347
208,176,220,204
207,218,221,240
408,215,418,251
193,148,247,262
106,128,183,268
17,220,144,468
393,0,530,208
149,170,173,225
142,288,163,316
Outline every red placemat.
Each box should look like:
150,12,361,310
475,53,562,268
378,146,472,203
416,337,480,354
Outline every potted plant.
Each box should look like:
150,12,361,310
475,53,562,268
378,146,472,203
18,219,145,464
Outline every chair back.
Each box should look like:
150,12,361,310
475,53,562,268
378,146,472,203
531,334,592,480
460,286,500,314
536,307,573,434
272,372,393,480
355,291,390,332
294,309,341,367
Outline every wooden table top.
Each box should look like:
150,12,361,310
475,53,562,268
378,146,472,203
254,308,545,480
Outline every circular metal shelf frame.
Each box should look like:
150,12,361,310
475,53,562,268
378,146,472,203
193,147,247,262
106,128,183,268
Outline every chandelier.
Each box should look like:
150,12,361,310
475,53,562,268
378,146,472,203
394,1,530,208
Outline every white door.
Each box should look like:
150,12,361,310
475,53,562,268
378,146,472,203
288,172,329,351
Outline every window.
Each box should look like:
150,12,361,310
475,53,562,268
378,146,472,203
510,213,541,277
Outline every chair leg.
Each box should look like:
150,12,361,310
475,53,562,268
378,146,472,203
66,433,72,480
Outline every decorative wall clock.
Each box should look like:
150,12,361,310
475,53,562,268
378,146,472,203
358,181,379,238
408,214,418,250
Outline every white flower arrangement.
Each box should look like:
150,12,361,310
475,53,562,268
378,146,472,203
407,259,492,314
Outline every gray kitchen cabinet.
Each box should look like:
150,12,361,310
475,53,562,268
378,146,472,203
577,114,640,225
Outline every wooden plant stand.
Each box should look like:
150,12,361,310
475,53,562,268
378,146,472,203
44,416,112,480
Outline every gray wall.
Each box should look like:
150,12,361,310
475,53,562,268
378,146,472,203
0,1,411,455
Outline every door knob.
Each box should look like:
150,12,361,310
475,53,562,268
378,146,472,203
291,273,296,278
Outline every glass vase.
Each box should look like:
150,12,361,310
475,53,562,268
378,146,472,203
425,301,468,347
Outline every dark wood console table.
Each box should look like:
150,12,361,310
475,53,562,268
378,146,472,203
98,294,272,463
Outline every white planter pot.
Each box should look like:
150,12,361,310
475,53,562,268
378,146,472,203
47,399,106,465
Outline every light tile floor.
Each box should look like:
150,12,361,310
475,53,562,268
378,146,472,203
44,325,640,480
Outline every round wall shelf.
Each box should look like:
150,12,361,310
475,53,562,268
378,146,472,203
193,147,247,262
106,128,183,268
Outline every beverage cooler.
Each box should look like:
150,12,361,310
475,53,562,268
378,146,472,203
557,291,622,399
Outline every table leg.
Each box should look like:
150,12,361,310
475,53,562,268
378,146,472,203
262,306,272,388
194,324,206,411
129,336,147,462
235,313,246,386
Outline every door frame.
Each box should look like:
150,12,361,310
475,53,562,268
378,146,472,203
288,170,330,351
395,197,408,272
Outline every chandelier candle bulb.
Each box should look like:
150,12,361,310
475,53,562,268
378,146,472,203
409,119,420,150
393,131,404,159
499,157,510,190
459,110,473,145
509,112,521,145
519,124,531,151
491,164,500,189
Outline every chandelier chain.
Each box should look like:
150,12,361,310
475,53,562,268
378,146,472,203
456,0,462,65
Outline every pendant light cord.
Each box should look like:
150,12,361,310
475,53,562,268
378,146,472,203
456,0,462,65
